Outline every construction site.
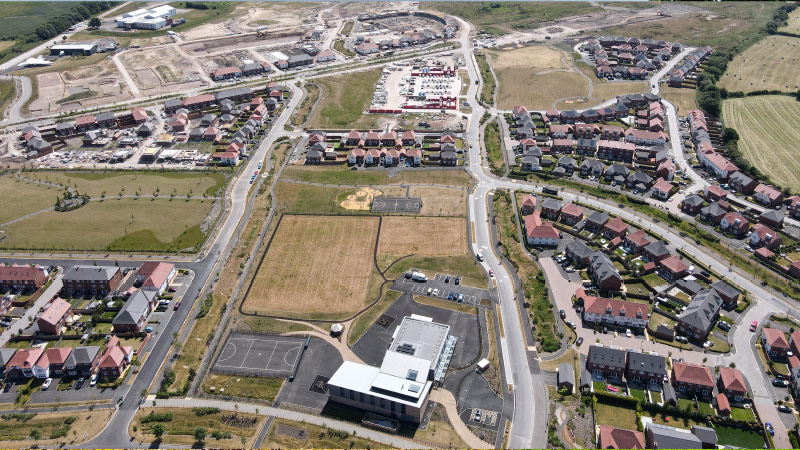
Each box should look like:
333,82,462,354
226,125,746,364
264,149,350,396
119,46,206,95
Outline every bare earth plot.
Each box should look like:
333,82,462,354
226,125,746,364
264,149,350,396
242,215,380,319
378,216,467,258
723,96,800,193
487,45,588,110
120,46,204,95
719,35,800,93
0,198,213,252
28,58,131,115
180,2,323,42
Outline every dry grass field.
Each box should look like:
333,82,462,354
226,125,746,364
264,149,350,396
242,215,381,318
488,46,589,109
719,35,800,93
723,96,800,192
660,86,698,114
556,60,647,109
378,217,467,257
409,186,466,217
35,171,227,198
0,174,61,225
306,69,382,128
0,410,107,447
130,407,263,448
781,8,800,34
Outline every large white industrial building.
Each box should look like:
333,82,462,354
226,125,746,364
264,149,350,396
116,5,176,30
327,315,457,423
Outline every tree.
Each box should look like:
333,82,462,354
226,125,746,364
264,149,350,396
194,426,207,443
152,424,166,439
30,429,41,440
89,17,101,28
722,128,739,143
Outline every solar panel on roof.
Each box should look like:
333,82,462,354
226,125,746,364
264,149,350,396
408,384,420,393
396,343,416,355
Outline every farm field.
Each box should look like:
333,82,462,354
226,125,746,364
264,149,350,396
596,2,781,51
130,407,263,448
719,35,800,94
0,2,78,39
660,86,697,114
241,215,381,319
306,69,382,128
378,217,467,257
723,95,800,193
0,198,213,252
488,45,589,110
423,2,601,36
781,8,800,34
0,410,105,447
33,171,228,198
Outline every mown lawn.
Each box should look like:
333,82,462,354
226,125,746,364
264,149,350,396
594,401,638,430
730,406,756,422
715,424,765,448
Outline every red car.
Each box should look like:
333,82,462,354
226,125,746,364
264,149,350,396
174,301,181,311
750,320,758,332
488,269,494,277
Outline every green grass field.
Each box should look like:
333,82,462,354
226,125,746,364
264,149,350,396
594,401,638,430
715,425,765,448
723,95,800,193
0,198,213,252
484,119,504,173
306,69,382,128
423,2,601,35
730,406,756,422
0,79,15,119
475,52,495,106
0,174,64,225
332,39,354,57
0,2,79,39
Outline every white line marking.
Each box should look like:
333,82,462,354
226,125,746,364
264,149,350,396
217,343,237,363
262,340,278,370
240,339,256,368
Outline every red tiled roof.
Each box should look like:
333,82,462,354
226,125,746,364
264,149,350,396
512,105,528,115
755,183,782,201
763,327,790,350
0,264,43,282
528,223,559,239
717,393,731,414
705,185,727,198
75,115,96,126
562,204,584,217
658,255,687,274
598,425,644,449
7,348,44,369
583,295,649,320
755,247,774,259
672,361,714,387
348,130,361,139
45,347,72,365
522,194,537,209
524,210,542,231
625,229,651,248
350,148,365,157
789,355,800,370
131,107,148,122
718,366,747,393
653,178,673,193
604,217,628,234
212,66,240,77
182,94,215,106
138,262,174,291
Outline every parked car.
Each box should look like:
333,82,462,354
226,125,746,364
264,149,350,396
703,340,713,348
42,378,52,390
489,269,494,277
565,267,575,273
765,422,774,436
458,294,464,302
174,301,181,310
778,405,793,413
448,292,454,300
74,377,85,390
455,276,461,285
625,329,632,338
90,374,98,387
168,287,177,292
773,379,790,387
750,320,758,332
433,289,439,297
445,276,451,283
144,326,153,333
575,337,584,346
560,310,566,319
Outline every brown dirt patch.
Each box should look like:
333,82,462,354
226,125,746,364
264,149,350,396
378,216,467,257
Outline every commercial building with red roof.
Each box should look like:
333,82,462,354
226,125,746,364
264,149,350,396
672,361,714,397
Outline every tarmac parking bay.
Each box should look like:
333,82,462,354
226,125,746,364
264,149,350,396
391,273,490,307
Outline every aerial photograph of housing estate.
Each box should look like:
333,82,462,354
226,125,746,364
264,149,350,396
0,0,798,448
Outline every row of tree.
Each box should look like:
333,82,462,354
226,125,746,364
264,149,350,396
31,2,115,42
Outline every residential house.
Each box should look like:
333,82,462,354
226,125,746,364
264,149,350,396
762,327,791,360
651,178,675,200
565,240,593,267
681,195,705,215
598,425,645,449
754,183,784,207
212,151,240,166
676,289,722,340
136,262,176,296
581,159,605,178
750,224,782,250
585,211,610,233
605,164,630,183
624,229,651,254
349,148,365,165
699,201,729,225
655,160,674,181
64,346,101,377
365,148,380,165
626,350,666,385
708,280,740,309
44,347,72,377
717,366,747,402
645,422,708,449
588,252,623,291
759,209,784,229
406,148,422,166
526,220,559,247
580,290,649,328
704,185,728,202
440,150,457,166
561,204,585,226
0,264,48,292
558,362,575,394
557,156,578,174
97,336,133,379
113,289,157,333
597,140,635,163
789,196,800,219
657,255,688,282
720,212,750,238
62,265,121,295
541,198,563,221
0,348,16,378
520,195,537,215
603,217,629,240
211,66,242,80
672,361,714,397
626,171,653,192
74,115,97,132
728,171,757,194
34,298,72,336
587,344,626,379
643,240,670,263
6,348,44,379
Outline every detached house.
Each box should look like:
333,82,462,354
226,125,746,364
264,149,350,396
754,183,784,207
585,211,610,233
603,217,628,240
113,289,157,333
717,367,747,402
750,224,782,250
624,229,651,254
520,195,537,215
720,212,750,238
541,198,563,221
657,255,689,282
64,346,101,377
762,327,791,361
561,204,584,226
98,336,133,379
676,289,722,340
136,262,176,296
6,348,44,380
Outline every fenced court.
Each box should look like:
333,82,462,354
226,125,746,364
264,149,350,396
212,333,307,378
